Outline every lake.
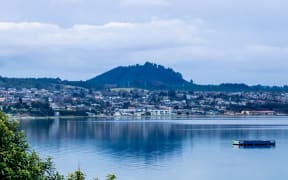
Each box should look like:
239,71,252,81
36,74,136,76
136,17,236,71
19,116,288,180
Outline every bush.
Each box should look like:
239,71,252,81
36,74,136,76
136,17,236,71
0,111,63,179
0,111,116,180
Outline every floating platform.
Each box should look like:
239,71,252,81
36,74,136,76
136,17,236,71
233,140,276,146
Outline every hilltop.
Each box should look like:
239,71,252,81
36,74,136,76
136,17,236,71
0,62,288,92
86,62,189,89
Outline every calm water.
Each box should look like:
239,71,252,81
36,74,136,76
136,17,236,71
19,117,288,180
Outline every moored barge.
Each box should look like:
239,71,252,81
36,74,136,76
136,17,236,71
233,140,276,146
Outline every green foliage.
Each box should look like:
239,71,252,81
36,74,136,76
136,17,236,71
67,170,116,180
0,111,117,180
67,169,85,180
106,174,117,180
0,111,63,179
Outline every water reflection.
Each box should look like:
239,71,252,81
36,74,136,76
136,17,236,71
20,118,288,161
21,118,185,161
19,118,288,180
233,145,276,149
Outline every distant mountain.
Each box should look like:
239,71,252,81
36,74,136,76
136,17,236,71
86,62,190,89
1,62,288,92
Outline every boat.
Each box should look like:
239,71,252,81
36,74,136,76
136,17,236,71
233,140,276,146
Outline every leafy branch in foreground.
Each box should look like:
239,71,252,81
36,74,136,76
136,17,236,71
106,174,117,180
0,111,116,180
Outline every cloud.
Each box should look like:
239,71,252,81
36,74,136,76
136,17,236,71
0,19,288,85
0,19,204,50
0,19,206,80
0,0,287,85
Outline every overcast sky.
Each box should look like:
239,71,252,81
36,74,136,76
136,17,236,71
0,0,288,85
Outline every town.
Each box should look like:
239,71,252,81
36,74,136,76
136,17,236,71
1,85,288,118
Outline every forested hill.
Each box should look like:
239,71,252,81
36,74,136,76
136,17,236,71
0,77,63,89
1,62,288,92
86,62,189,89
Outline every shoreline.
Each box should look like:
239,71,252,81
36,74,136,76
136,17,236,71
10,114,288,120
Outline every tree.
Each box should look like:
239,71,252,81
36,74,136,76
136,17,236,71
67,169,85,180
106,174,117,180
0,111,63,180
0,111,116,180
168,90,176,99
